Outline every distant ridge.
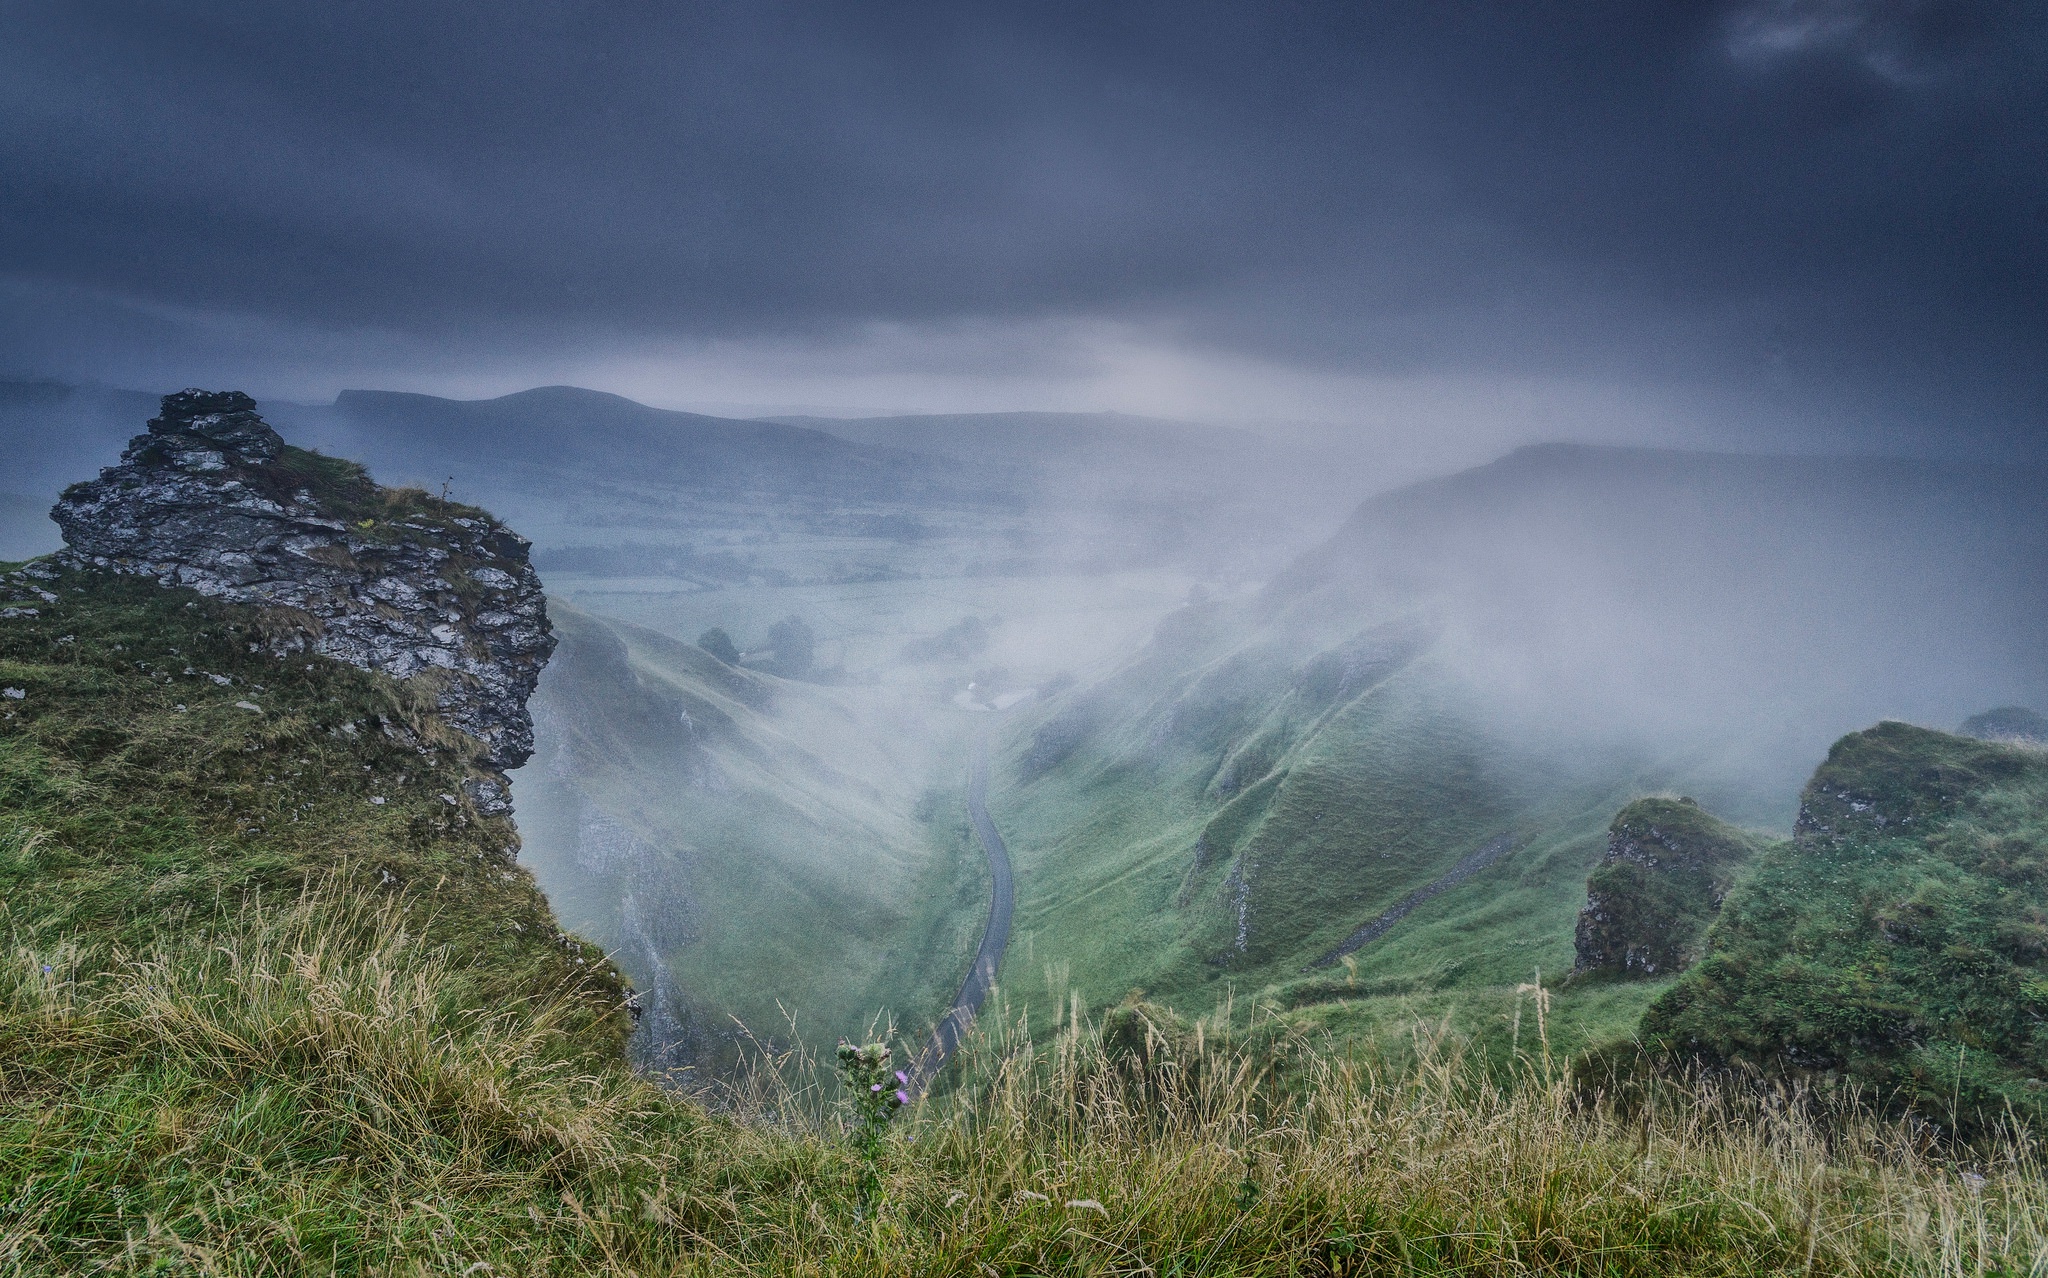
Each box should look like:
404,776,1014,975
318,385,966,496
770,409,1256,469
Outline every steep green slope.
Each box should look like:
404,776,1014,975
0,564,631,1053
987,443,2048,1061
1645,722,2048,1129
991,603,1675,1058
513,605,986,1069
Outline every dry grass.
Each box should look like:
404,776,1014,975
6,896,2047,1275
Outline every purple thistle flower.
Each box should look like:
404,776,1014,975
895,1089,910,1104
870,1083,882,1092
894,1070,908,1084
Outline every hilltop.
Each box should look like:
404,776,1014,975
1647,721,2048,1130
298,386,965,499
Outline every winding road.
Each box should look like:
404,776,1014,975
910,731,1014,1090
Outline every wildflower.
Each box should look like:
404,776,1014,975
895,1089,910,1104
895,1070,908,1084
871,1083,883,1092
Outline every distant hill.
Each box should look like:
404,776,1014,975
774,410,1255,471
0,491,59,561
1270,443,2048,769
774,409,1362,577
1,382,1346,576
274,385,973,501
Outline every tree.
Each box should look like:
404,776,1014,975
698,627,739,665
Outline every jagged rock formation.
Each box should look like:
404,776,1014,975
1573,797,1762,977
1959,706,2048,747
1642,723,2048,1130
45,389,554,779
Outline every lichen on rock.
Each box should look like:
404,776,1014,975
48,389,555,779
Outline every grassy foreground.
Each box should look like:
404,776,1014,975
6,893,2045,1275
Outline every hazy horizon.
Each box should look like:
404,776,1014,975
5,2,2043,472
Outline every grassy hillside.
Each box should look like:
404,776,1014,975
991,603,1681,1064
1646,722,2048,1130
0,562,631,1050
985,443,2048,1067
513,604,987,1070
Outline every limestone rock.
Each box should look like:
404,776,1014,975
49,389,554,771
1573,797,1763,977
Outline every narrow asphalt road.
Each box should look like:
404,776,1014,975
911,730,1014,1090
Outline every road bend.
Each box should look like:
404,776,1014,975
910,730,1014,1091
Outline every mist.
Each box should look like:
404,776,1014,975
3,1,2044,1068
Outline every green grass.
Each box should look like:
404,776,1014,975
0,565,631,1054
7,910,2043,1275
1646,722,2048,1131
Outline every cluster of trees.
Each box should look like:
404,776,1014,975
698,615,815,679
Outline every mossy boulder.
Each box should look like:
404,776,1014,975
1573,798,1765,978
1643,721,2048,1131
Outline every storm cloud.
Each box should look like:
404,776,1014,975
1,0,2042,451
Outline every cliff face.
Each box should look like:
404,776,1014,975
1573,797,1762,977
46,390,554,783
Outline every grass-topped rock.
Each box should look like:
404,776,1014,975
1643,721,2048,1130
49,388,553,774
1572,797,1766,978
0,563,633,1053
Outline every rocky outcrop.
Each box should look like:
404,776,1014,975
46,389,554,778
1959,706,2048,747
1573,797,1761,977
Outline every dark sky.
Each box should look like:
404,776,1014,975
2,1,2042,455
